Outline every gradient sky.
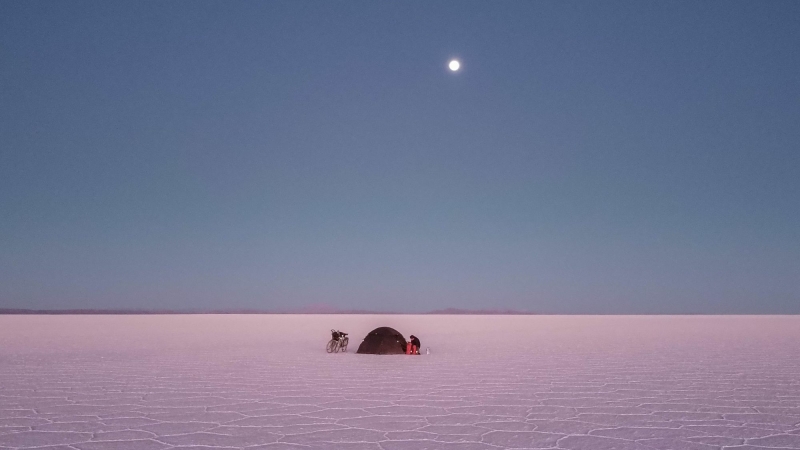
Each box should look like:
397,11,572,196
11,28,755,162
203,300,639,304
1,1,798,313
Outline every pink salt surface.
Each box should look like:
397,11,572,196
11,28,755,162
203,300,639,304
1,315,799,450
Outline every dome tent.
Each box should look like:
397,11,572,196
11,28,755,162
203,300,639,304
356,327,407,354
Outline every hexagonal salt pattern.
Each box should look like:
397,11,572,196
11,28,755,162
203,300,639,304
1,315,799,449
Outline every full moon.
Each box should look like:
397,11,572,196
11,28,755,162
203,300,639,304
448,60,460,71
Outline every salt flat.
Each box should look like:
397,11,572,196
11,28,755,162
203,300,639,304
1,315,799,450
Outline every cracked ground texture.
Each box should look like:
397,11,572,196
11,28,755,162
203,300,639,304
1,315,799,450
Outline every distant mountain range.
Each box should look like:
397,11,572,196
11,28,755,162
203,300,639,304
425,308,534,315
0,307,534,315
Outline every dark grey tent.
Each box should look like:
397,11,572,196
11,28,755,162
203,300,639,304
356,327,407,354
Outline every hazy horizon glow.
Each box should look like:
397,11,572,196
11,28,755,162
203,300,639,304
1,1,798,313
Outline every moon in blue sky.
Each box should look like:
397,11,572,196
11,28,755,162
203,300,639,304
2,2,799,314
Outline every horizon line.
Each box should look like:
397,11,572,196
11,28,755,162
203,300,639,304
0,308,796,316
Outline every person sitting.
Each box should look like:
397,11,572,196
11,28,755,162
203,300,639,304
409,335,421,355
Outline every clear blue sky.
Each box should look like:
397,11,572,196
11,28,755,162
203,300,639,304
1,1,798,313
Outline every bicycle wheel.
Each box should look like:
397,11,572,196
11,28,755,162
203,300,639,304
341,337,349,352
326,339,337,353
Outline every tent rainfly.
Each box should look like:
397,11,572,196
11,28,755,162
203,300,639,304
356,327,407,354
